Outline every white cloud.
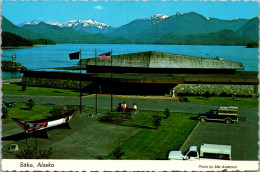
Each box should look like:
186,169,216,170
94,5,104,10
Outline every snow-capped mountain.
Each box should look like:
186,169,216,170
109,13,169,39
175,12,184,16
18,20,42,27
18,20,63,27
62,19,114,33
149,14,169,24
63,19,110,29
139,14,169,24
46,21,63,27
150,14,169,20
18,19,114,34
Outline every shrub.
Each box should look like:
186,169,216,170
164,108,170,119
112,145,124,159
65,80,71,89
50,106,67,117
98,112,132,123
179,96,189,102
204,91,210,99
38,147,53,159
2,107,8,118
16,146,35,159
98,113,113,122
26,99,35,110
16,146,53,159
96,155,105,159
219,92,228,97
22,85,26,91
152,115,162,129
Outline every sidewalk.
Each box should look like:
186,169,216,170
3,94,215,113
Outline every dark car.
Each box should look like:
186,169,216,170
198,106,238,124
2,100,16,107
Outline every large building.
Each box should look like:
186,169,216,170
22,51,257,95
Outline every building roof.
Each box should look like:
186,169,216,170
81,51,244,70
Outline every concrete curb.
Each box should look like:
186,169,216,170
179,121,201,151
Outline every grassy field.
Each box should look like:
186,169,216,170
186,96,258,108
2,103,55,124
2,84,87,96
108,111,198,159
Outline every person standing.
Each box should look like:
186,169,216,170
122,102,127,112
133,103,138,110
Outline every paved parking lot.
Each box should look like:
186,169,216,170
182,107,258,160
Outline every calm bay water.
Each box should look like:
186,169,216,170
2,44,258,78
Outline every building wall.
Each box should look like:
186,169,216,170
174,84,258,97
22,76,258,97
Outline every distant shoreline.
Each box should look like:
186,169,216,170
1,46,39,49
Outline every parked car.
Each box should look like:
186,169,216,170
198,106,238,124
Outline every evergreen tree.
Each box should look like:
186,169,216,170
152,115,162,129
26,99,35,111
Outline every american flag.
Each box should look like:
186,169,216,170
99,52,111,60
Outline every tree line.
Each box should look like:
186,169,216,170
1,31,56,47
2,31,33,47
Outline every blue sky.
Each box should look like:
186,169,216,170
2,0,259,27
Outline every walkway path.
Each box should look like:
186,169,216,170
3,94,216,113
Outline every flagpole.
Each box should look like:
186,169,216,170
110,49,113,112
95,48,97,114
80,48,82,114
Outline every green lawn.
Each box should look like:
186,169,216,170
186,96,258,108
2,84,87,96
121,110,166,129
2,103,55,124
109,111,198,159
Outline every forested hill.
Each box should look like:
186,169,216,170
1,31,33,47
1,31,56,47
154,30,253,46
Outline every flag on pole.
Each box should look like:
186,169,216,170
99,52,111,60
69,51,80,60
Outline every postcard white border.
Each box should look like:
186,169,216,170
1,159,259,171
1,0,260,172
